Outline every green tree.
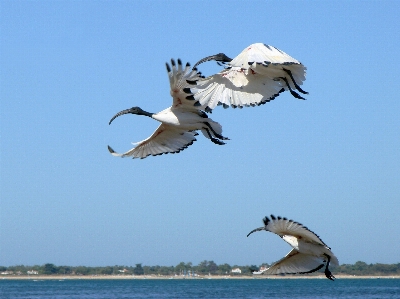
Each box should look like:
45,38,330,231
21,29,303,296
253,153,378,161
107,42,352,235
43,263,58,275
75,266,90,275
217,263,231,275
133,263,144,275
100,266,114,275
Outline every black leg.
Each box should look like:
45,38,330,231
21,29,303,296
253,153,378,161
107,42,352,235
282,68,308,94
203,128,225,145
203,122,230,140
324,254,335,281
279,77,306,100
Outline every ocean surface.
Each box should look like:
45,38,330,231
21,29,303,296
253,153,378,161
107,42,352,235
1,278,399,299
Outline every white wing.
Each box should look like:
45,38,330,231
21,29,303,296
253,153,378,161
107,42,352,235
166,59,204,111
190,43,307,111
264,215,329,247
108,124,198,159
262,249,325,275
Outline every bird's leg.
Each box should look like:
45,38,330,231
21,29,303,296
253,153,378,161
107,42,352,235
323,254,335,281
279,77,306,100
282,68,309,95
203,128,226,145
203,122,230,140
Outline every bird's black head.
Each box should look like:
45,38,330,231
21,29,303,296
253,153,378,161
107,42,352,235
109,106,152,125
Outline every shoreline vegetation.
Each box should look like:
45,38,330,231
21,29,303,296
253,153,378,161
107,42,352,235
2,274,400,280
2,261,399,280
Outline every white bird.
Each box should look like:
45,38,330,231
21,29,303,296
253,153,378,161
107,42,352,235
247,215,338,280
188,43,308,112
108,43,307,159
107,58,231,159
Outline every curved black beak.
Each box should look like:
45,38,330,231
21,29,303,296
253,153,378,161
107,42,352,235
109,108,134,125
246,227,265,237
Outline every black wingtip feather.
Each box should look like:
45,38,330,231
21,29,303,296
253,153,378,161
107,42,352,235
263,216,270,226
166,63,171,72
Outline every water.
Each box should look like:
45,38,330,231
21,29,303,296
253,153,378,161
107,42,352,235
1,278,399,299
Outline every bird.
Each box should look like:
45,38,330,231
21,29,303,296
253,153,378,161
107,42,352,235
108,43,307,159
187,43,308,112
247,215,338,280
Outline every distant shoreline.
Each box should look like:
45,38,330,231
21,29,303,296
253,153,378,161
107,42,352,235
3,275,400,280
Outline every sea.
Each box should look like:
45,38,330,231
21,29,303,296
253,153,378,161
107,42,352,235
1,278,399,299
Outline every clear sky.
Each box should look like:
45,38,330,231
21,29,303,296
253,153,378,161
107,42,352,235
1,1,399,267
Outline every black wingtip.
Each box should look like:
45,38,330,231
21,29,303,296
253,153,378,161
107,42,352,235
263,216,270,226
186,80,197,85
171,59,176,66
107,145,115,154
177,58,182,65
166,63,171,72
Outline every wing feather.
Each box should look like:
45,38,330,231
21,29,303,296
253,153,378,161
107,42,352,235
262,249,325,275
166,59,204,111
108,124,197,159
264,215,328,247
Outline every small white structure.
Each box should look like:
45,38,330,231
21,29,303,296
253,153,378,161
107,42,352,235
27,270,39,275
231,268,242,274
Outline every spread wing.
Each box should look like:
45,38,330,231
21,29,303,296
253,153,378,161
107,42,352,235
264,215,329,248
189,43,307,111
166,59,204,111
107,124,198,159
262,249,325,275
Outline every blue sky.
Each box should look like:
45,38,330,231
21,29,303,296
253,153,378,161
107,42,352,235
1,1,399,267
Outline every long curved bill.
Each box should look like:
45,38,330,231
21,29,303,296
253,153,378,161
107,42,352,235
247,227,265,237
193,53,232,69
109,108,133,125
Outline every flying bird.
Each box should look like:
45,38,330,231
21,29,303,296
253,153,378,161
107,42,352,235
247,215,338,280
188,43,308,112
108,43,307,159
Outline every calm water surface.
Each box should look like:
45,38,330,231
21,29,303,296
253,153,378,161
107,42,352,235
1,278,399,299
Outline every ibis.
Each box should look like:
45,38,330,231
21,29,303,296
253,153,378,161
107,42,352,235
247,215,338,280
108,43,307,159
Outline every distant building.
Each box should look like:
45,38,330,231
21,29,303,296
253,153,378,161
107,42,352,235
27,270,39,275
259,266,267,271
1,271,13,275
118,269,129,273
231,268,241,274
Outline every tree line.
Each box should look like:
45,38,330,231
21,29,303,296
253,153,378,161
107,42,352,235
1,261,400,276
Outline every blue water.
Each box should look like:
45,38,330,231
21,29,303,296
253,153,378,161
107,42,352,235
1,278,399,299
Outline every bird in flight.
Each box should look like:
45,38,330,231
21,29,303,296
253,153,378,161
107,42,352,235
247,215,338,280
108,43,308,159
